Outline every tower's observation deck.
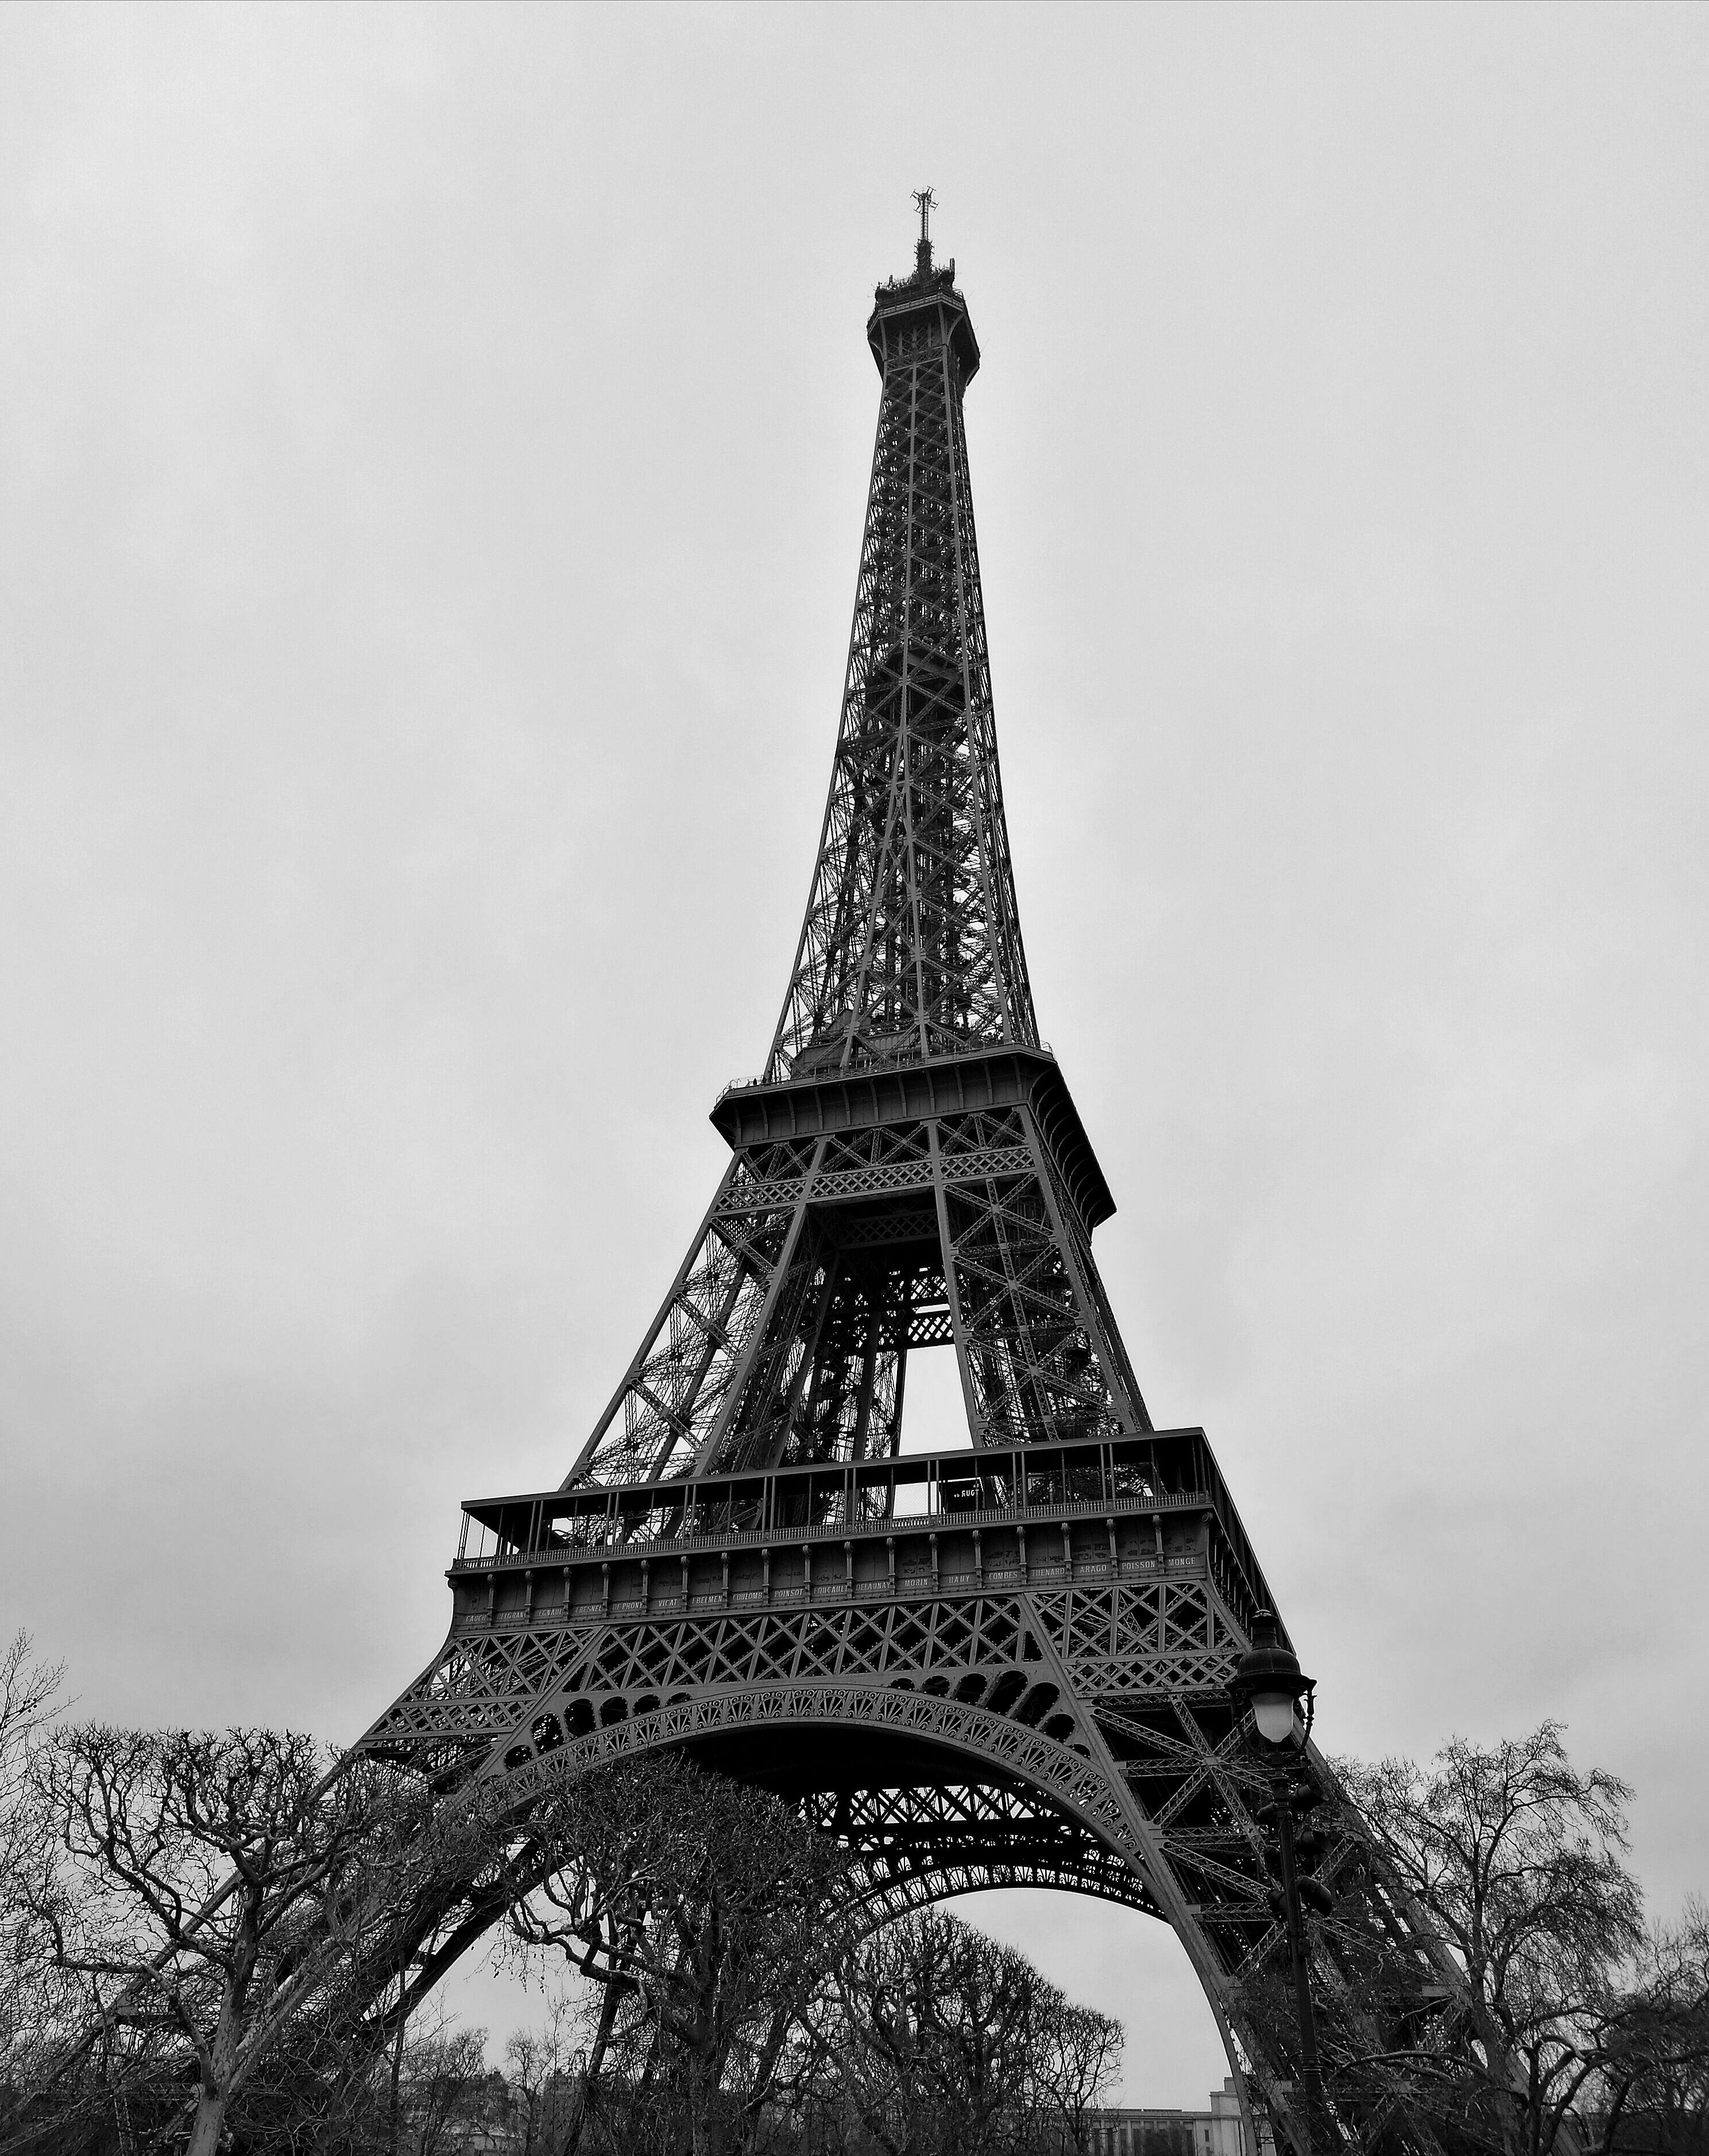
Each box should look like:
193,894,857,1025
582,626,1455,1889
450,1426,1270,1661
867,258,981,386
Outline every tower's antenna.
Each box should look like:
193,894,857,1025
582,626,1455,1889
913,186,937,276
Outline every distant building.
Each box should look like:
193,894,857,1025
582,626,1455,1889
1087,2077,1252,2156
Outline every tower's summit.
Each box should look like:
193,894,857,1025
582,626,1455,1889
868,190,980,384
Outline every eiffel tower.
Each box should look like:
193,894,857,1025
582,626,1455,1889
365,203,1467,2153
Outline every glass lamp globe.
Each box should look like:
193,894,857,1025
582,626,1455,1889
1251,1691,1300,1745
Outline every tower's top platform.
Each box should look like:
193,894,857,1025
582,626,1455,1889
866,260,980,386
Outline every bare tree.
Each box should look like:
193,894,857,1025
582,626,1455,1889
503,1993,581,2156
215,2004,510,2156
395,2020,493,2156
0,1630,63,1879
1343,1723,1647,2155
829,1906,1121,2156
1590,1900,1709,2155
25,1725,431,2156
358,1778,523,2156
216,1994,395,2156
0,1633,100,2141
1038,1979,1125,2153
501,1752,854,2156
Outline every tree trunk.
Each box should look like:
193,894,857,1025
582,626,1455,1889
185,1944,250,2156
556,1979,622,2156
185,2087,230,2156
389,1977,409,2156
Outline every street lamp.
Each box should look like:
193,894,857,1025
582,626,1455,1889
1231,1609,1329,2151
1231,1605,1315,1746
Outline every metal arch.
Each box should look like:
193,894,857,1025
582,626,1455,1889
339,1691,1166,2056
495,1686,1145,1854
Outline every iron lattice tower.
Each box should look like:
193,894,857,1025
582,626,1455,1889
366,218,1471,2154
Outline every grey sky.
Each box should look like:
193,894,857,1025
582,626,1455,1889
1,2,1703,2108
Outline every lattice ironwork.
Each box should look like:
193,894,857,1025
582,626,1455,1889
337,222,1486,2156
567,1091,1146,1488
765,245,1034,1085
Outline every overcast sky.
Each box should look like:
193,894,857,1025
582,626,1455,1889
2,2,1704,2109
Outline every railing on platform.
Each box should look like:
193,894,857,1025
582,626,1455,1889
451,1427,1222,1573
717,1038,1057,1098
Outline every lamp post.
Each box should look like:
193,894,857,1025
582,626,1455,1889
1231,1609,1328,2151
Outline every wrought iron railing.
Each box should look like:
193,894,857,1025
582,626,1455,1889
448,1484,1211,1576
719,1036,1057,1097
